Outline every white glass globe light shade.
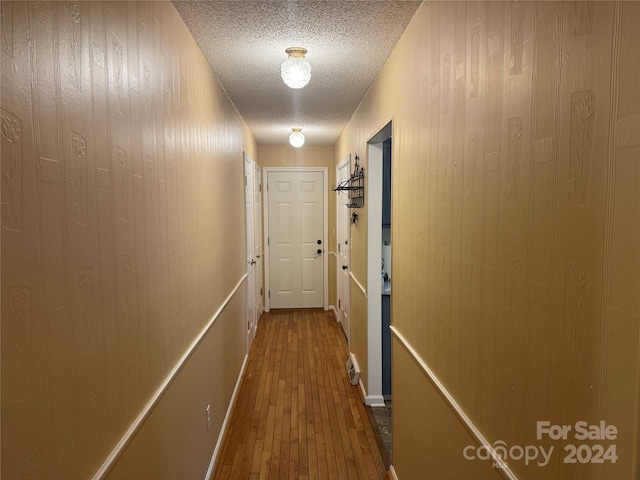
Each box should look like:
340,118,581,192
281,48,311,89
289,129,305,148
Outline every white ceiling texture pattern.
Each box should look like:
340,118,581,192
172,1,422,145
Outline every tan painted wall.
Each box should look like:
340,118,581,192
259,145,338,310
392,339,502,480
336,2,640,479
260,145,333,170
350,283,368,391
331,146,369,386
1,2,256,479
107,292,246,479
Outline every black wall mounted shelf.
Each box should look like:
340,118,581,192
332,154,364,209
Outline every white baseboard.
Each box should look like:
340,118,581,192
358,378,367,401
329,305,337,319
365,394,385,407
350,354,385,407
205,354,248,480
349,355,384,407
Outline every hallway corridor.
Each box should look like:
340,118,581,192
213,310,388,479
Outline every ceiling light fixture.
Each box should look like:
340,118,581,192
281,47,311,89
289,128,305,148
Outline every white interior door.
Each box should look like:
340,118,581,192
267,170,324,309
254,163,263,324
337,159,351,343
244,153,257,348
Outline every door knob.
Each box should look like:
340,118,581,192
317,249,323,255
341,265,348,270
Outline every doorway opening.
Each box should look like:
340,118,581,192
366,121,393,460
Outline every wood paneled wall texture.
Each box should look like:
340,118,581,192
336,1,639,479
1,2,253,479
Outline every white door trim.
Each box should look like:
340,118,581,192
243,152,257,352
336,155,351,346
263,167,329,312
363,120,393,407
366,142,383,405
253,162,263,325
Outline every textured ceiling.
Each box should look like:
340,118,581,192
172,1,422,145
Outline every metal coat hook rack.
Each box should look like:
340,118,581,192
332,154,365,209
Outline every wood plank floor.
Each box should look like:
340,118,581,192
213,309,388,480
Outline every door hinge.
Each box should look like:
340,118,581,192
266,183,269,192
260,287,263,296
338,299,341,308
268,290,271,299
267,237,270,246
338,243,341,253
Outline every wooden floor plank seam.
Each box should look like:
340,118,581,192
213,310,388,480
